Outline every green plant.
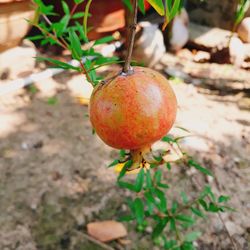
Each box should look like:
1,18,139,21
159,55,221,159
28,1,235,249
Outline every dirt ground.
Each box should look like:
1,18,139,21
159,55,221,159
0,53,250,250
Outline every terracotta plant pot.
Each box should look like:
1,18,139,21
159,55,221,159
0,0,35,52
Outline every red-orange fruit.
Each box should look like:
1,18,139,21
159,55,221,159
89,66,177,150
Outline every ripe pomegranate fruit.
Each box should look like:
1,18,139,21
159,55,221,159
89,66,177,150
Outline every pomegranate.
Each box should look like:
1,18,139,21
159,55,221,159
89,66,177,151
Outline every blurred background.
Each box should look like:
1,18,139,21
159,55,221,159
0,0,249,249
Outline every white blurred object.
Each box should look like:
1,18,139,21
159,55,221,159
133,21,166,67
229,36,246,67
237,17,250,43
170,9,189,52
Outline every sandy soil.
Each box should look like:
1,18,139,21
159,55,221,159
0,55,250,250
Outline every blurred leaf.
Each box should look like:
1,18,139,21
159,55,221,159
85,58,98,85
218,195,230,203
118,181,137,191
208,202,220,212
198,199,208,211
154,188,167,212
176,214,195,224
119,149,126,158
169,218,176,232
74,0,85,3
146,170,152,188
162,136,175,143
119,215,134,222
33,0,55,15
190,207,204,218
117,159,133,180
235,0,250,25
180,192,188,204
122,0,132,11
175,126,190,133
171,201,178,214
146,0,165,15
36,57,80,71
68,28,82,59
93,36,114,46
26,35,44,41
72,12,88,19
184,231,201,242
152,217,169,239
47,96,58,105
154,169,162,184
166,162,171,170
138,0,145,14
135,168,144,192
188,160,213,177
134,198,144,224
83,0,92,40
62,1,70,14
52,15,70,36
108,159,119,168
164,239,178,249
75,21,88,42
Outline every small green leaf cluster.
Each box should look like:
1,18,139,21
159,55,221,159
110,140,232,250
28,0,120,87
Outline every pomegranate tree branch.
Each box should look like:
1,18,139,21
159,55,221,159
122,0,138,73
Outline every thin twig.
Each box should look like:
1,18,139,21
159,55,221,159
42,14,69,49
70,3,78,16
122,0,138,73
79,60,93,85
192,177,238,250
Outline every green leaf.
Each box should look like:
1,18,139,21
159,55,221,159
198,199,208,211
36,57,80,71
169,218,176,232
26,35,44,41
117,159,133,180
166,162,171,170
74,0,85,4
169,0,181,20
72,12,85,19
122,0,132,11
138,0,145,14
108,159,119,168
164,239,178,249
134,198,144,225
118,181,137,191
119,149,126,158
145,191,155,204
162,136,175,143
52,15,70,36
208,202,220,213
154,169,162,184
188,160,213,177
157,183,169,189
68,28,82,59
62,1,70,15
171,201,178,214
93,36,115,46
135,168,144,192
146,170,152,188
180,192,188,204
154,188,167,212
85,58,98,85
47,96,57,105
152,217,169,239
218,195,230,203
75,21,88,42
175,126,190,133
181,242,195,250
190,207,204,218
175,214,195,224
146,0,165,15
184,231,201,242
83,0,92,40
118,215,134,222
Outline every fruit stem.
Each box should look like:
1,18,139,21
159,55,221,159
122,0,138,73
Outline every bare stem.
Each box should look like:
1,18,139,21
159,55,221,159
122,0,138,73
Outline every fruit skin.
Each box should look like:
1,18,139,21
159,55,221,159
89,66,177,150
